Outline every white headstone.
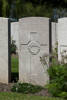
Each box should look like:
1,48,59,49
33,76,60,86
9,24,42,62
52,22,57,49
11,22,19,53
19,17,50,86
0,17,11,83
58,18,67,61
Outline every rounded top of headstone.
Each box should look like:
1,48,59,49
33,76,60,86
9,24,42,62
19,16,50,45
11,22,19,25
0,17,8,20
19,17,49,22
58,17,67,22
52,22,57,24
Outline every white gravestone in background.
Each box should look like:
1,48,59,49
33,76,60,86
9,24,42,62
0,17,11,83
52,22,57,49
11,22,19,53
19,17,50,86
58,18,67,61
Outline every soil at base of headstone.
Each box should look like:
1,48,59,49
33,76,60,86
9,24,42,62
0,83,13,92
0,83,51,96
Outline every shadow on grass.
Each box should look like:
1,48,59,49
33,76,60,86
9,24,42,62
11,72,19,82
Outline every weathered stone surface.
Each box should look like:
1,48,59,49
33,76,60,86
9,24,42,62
19,17,50,86
52,22,57,49
58,18,67,61
0,17,10,83
11,22,19,53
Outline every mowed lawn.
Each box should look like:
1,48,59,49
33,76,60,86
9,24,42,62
0,93,64,100
0,55,63,100
11,55,19,82
11,55,19,73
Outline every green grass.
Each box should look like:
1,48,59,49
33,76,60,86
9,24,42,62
11,55,19,82
0,92,64,100
11,55,19,73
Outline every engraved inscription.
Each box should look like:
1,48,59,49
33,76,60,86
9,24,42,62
28,41,40,55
